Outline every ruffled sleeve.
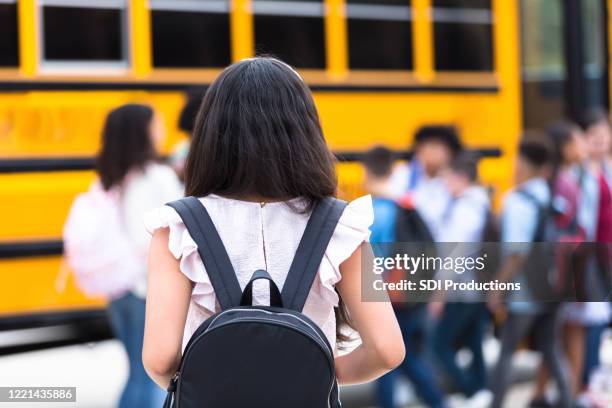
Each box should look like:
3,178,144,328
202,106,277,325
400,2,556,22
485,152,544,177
143,205,217,313
316,195,374,306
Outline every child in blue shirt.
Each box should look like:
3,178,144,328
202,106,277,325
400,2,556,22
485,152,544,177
363,146,398,247
364,146,447,408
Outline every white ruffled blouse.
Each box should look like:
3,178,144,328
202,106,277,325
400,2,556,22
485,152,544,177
144,194,373,352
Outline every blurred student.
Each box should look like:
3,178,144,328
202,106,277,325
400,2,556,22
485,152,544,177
363,146,445,408
388,125,462,234
142,58,405,395
364,146,398,246
435,153,490,242
576,110,612,405
170,87,205,181
379,126,462,408
530,121,588,406
64,104,183,408
429,153,492,407
488,135,572,408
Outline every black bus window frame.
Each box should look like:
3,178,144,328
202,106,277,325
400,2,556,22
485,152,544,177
0,0,19,68
39,0,129,70
346,0,414,71
150,0,231,69
252,0,326,69
432,0,495,72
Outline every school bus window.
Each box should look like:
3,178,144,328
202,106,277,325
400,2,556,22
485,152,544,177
346,0,413,70
520,0,565,128
41,0,127,64
253,0,326,69
581,0,607,108
434,0,490,7
432,0,493,71
151,0,231,68
0,0,18,67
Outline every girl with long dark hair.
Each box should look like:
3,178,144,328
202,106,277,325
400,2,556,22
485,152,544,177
142,58,404,394
97,104,182,407
529,121,587,406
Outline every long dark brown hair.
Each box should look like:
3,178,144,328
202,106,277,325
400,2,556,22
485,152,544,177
184,57,353,344
185,57,337,209
96,104,157,190
546,120,581,184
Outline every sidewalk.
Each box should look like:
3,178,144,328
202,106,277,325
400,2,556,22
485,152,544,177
0,334,609,408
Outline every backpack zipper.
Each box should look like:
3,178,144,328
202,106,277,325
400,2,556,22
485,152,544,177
203,308,333,355
219,316,332,358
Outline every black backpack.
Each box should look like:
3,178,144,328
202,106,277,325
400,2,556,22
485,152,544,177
517,189,578,301
163,196,347,408
389,207,436,306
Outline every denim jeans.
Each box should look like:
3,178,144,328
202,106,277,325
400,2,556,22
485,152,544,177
432,303,488,397
376,305,446,408
583,323,607,386
107,293,166,408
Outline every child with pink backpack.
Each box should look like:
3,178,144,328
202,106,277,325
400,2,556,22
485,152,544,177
63,104,182,408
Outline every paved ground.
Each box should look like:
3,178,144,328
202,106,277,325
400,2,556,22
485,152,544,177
0,333,610,408
0,341,125,408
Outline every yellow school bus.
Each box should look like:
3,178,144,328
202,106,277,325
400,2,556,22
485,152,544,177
0,0,608,352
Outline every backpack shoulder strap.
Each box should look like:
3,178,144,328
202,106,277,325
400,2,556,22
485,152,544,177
516,189,548,242
282,197,348,312
166,197,243,310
